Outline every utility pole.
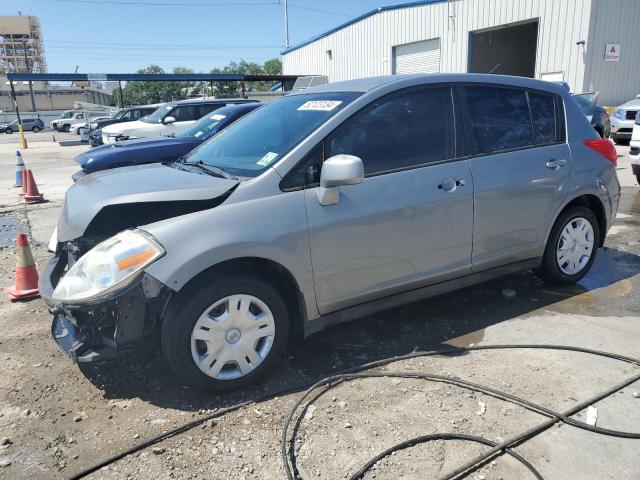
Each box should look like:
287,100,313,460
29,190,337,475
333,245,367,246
283,0,290,49
22,41,37,112
9,80,28,149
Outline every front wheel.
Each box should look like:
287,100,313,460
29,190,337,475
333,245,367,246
32,126,40,133
4,128,12,134
63,124,71,133
161,274,289,391
539,206,599,285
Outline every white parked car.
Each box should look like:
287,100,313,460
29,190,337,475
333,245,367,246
50,111,109,133
610,95,640,144
70,116,111,135
630,117,640,184
100,98,256,144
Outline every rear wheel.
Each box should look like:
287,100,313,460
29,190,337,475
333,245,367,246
539,206,599,285
161,274,289,391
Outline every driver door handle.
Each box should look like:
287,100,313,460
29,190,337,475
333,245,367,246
546,158,568,169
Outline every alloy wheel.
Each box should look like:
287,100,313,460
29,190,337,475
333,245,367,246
190,294,275,380
556,217,595,275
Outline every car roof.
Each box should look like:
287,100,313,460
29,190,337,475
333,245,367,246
290,73,568,96
166,98,256,106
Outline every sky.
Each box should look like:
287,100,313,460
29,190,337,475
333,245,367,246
1,0,393,73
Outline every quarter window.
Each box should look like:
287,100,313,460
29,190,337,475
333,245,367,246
528,91,557,145
327,87,455,175
280,143,323,190
464,86,533,154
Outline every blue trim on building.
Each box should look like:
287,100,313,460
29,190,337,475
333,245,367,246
281,0,447,55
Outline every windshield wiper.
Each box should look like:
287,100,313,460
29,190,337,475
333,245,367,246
190,160,235,180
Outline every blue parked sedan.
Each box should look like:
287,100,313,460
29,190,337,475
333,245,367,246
72,102,262,181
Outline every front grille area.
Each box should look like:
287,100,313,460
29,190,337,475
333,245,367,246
626,110,638,120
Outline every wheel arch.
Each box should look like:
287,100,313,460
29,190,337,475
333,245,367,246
167,256,308,342
549,194,607,247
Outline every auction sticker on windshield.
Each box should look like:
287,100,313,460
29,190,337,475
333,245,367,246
257,152,279,166
297,100,343,111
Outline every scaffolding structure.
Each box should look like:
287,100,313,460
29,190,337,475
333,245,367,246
0,15,47,75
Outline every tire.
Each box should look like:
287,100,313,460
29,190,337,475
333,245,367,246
636,174,640,186
32,126,40,133
161,273,289,391
63,124,71,133
539,206,600,285
4,128,12,134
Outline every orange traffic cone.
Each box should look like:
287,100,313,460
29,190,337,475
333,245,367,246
23,169,45,203
6,233,40,301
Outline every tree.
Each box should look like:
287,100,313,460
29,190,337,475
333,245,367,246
111,58,283,106
112,65,196,106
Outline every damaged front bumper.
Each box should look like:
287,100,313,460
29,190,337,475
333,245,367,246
40,247,172,363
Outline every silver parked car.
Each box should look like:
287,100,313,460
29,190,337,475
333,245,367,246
610,96,640,144
41,74,620,391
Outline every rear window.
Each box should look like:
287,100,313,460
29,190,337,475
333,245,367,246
464,86,533,154
528,91,557,145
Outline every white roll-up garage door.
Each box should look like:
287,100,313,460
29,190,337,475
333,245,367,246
393,38,441,75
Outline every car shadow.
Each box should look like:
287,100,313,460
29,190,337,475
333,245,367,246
78,243,640,412
58,140,88,147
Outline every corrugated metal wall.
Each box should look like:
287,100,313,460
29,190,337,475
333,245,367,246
283,0,595,94
583,0,640,106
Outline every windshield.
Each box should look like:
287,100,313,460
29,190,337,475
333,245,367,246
142,105,172,124
112,109,126,119
59,111,74,119
572,93,597,115
176,105,250,139
185,92,360,177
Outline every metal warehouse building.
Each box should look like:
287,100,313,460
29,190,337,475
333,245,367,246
282,0,640,105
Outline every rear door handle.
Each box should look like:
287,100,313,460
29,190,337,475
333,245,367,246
546,158,568,169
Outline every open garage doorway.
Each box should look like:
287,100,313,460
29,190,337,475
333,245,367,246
469,20,538,77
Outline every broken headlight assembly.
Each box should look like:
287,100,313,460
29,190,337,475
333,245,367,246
52,230,164,303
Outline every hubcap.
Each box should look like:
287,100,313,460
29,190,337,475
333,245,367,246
556,217,594,275
190,294,275,380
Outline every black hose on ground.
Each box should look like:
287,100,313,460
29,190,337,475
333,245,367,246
68,344,640,480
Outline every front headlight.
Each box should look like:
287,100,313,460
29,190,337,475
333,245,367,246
612,109,624,119
52,230,164,302
90,122,98,129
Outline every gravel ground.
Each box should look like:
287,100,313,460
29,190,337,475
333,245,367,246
0,135,638,480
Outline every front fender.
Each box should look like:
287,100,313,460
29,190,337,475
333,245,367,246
142,188,319,321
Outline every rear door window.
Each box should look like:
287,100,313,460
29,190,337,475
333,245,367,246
528,91,557,145
464,86,533,154
326,86,456,175
197,104,223,118
170,106,199,122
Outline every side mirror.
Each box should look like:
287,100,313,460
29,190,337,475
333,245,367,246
317,154,364,206
163,116,176,125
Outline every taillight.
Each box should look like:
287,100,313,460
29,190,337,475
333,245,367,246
583,139,617,165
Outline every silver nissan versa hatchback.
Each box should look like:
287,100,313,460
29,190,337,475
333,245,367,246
41,74,620,391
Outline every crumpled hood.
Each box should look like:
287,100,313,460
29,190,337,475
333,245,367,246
58,163,238,241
